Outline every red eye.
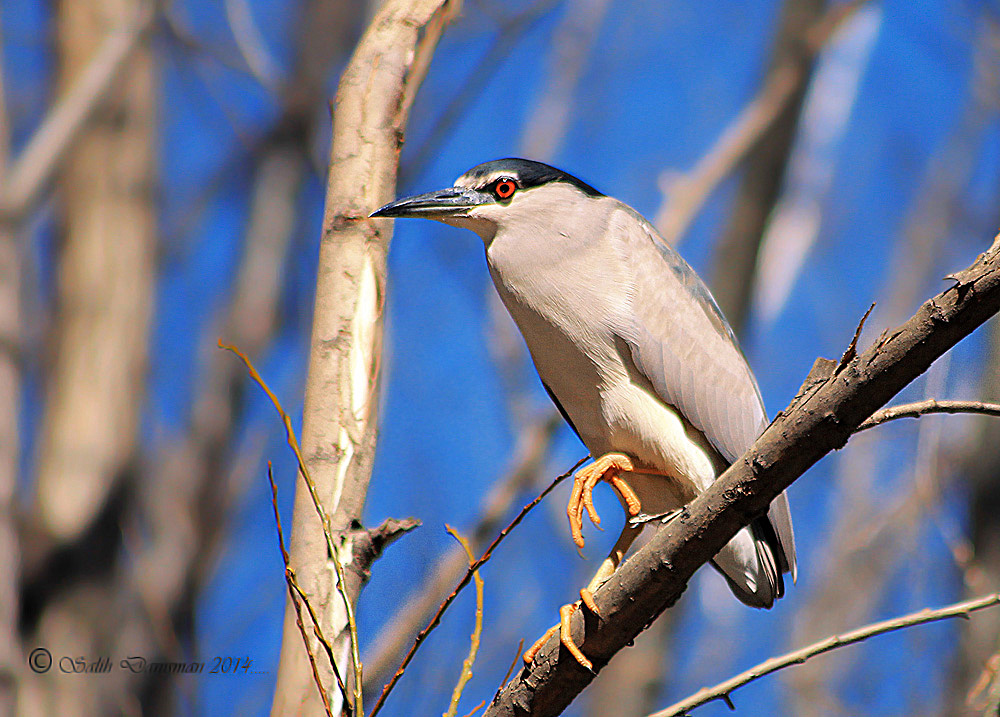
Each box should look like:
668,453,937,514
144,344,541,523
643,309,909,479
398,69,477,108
493,178,517,199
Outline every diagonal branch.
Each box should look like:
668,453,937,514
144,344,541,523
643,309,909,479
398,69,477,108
652,592,1000,717
484,240,1000,716
369,460,582,717
653,0,867,248
0,0,155,223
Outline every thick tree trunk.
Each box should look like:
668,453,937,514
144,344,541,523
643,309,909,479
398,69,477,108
36,0,157,544
18,1,156,715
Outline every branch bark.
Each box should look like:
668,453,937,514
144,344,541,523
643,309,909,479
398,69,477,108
270,1,458,713
485,240,1000,716
856,398,1000,432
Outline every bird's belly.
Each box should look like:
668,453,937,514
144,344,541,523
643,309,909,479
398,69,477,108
493,284,717,501
501,296,612,444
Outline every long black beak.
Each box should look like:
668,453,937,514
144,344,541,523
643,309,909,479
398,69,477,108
370,186,492,219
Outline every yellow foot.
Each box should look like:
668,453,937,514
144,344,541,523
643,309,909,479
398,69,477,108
567,452,641,549
522,602,593,671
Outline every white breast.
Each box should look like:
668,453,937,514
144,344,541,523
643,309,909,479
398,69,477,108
483,196,718,497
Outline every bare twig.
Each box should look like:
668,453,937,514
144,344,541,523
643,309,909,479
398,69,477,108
220,341,361,714
652,593,1000,717
268,463,339,717
443,526,485,717
856,399,1000,432
461,701,487,717
401,0,462,120
404,0,560,178
368,459,583,717
492,638,524,705
485,240,1000,715
837,302,876,372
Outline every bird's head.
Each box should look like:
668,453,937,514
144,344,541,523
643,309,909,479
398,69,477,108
370,158,602,243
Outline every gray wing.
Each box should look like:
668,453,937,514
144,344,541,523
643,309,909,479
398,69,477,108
609,206,797,579
609,207,765,464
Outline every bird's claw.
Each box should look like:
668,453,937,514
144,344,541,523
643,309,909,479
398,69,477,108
522,600,596,672
567,453,641,549
580,587,600,616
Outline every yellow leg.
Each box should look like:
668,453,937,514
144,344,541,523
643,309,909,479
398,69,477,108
567,452,642,549
580,525,641,615
524,524,643,669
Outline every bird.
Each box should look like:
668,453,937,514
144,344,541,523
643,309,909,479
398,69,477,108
371,158,796,671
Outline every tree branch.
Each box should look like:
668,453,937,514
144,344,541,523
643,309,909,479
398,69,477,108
270,1,458,713
652,0,866,248
857,399,1000,432
485,240,1000,716
362,413,559,689
369,461,582,717
652,592,1000,717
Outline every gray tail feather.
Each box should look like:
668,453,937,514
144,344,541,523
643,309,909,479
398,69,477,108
750,516,784,602
767,491,798,582
712,517,786,609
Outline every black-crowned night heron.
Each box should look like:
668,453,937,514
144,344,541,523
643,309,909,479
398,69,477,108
372,158,796,670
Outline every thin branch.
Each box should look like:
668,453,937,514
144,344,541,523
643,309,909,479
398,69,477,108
362,412,558,689
368,459,584,717
856,399,1000,432
403,0,561,179
838,302,876,371
288,579,344,700
518,0,612,161
651,592,1000,717
268,463,340,717
400,0,461,120
0,0,156,223
484,238,1000,715
492,638,524,706
460,700,487,717
220,341,361,714
443,526,485,717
